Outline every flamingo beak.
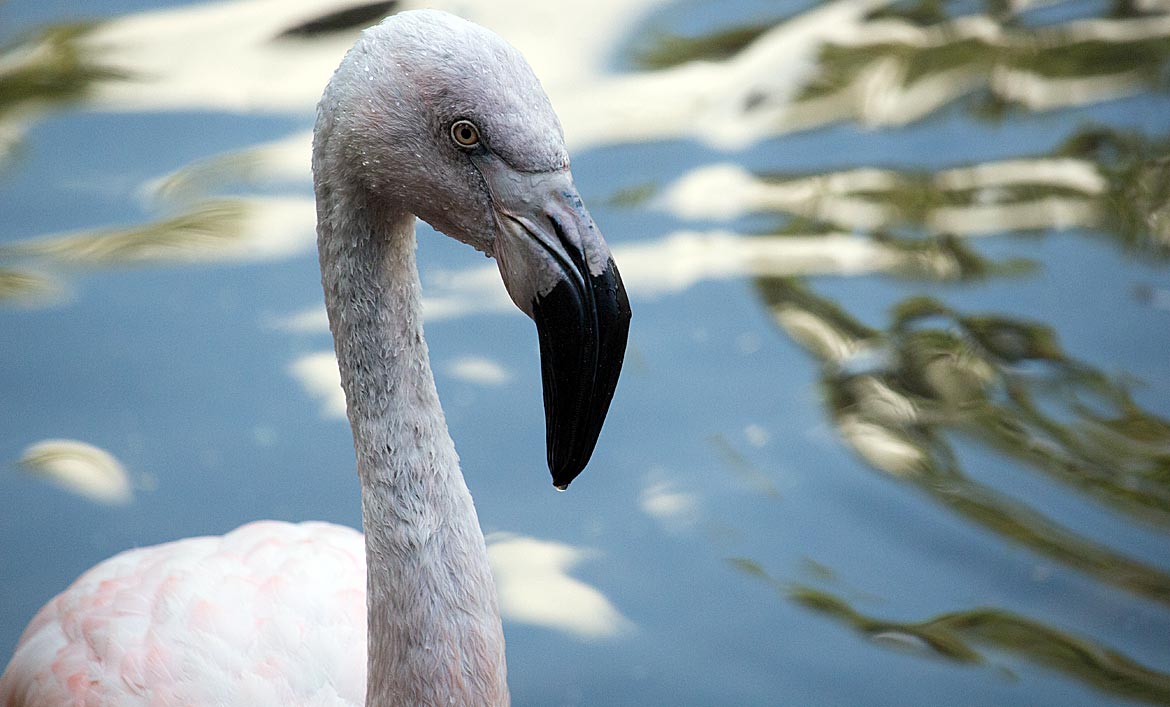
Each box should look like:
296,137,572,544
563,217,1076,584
481,164,631,489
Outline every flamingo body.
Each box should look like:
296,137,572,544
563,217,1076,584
2,522,368,706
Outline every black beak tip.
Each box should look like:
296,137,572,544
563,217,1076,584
549,455,585,491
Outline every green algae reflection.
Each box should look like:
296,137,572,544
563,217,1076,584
729,559,1170,704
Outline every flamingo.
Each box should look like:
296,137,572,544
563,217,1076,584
0,9,631,706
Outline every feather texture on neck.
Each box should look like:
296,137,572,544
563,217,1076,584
315,191,508,706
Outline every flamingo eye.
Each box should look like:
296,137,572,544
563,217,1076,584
450,120,481,148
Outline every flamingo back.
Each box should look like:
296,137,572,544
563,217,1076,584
1,521,368,706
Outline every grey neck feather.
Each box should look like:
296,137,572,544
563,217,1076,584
317,190,509,706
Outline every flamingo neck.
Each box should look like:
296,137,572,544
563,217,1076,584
317,197,508,706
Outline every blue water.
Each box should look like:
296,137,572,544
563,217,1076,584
3,1,1170,705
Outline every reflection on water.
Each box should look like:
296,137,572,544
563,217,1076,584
288,352,348,420
0,198,315,265
487,533,633,640
445,356,513,387
0,23,126,163
17,439,133,505
758,278,1170,606
2,0,1169,703
639,475,701,532
628,0,1170,701
631,0,1170,128
659,126,1170,256
0,266,57,305
731,555,1170,704
274,0,400,39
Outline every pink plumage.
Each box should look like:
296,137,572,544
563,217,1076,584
1,522,369,706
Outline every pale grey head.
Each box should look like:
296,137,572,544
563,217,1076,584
313,10,630,488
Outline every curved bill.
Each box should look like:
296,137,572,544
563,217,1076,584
478,159,631,489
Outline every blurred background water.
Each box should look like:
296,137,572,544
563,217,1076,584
2,0,1170,704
